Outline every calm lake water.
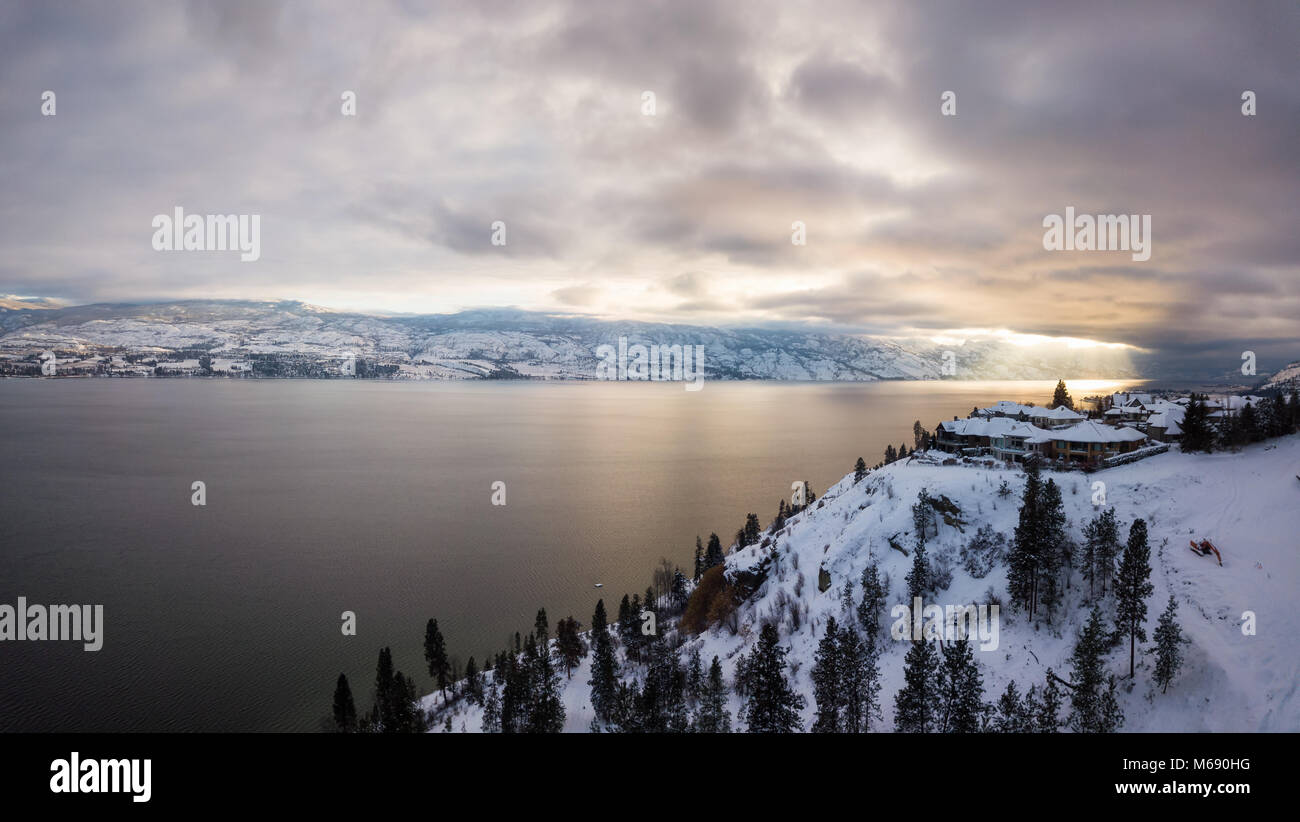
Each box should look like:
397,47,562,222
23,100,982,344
0,378,1137,731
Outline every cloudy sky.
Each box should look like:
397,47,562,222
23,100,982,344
1,0,1296,374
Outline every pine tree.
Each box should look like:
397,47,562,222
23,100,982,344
1036,670,1063,733
1068,606,1121,733
1152,596,1185,694
743,623,805,733
332,673,357,732
811,616,844,732
994,681,1027,733
1115,518,1154,678
686,647,703,706
1020,683,1042,732
534,608,549,652
526,633,565,733
1051,379,1074,410
693,536,704,582
854,456,867,483
481,681,501,733
704,532,724,570
1240,402,1261,443
1037,478,1068,616
743,513,761,546
1008,461,1045,617
857,563,886,651
1082,507,1121,598
464,656,482,703
937,638,983,733
373,646,396,731
894,639,939,732
694,656,732,733
906,541,928,603
555,616,586,678
838,624,880,732
1180,394,1214,452
589,599,617,721
885,444,896,464
423,618,451,700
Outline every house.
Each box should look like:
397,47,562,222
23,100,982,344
934,416,1054,462
1047,420,1148,464
1145,409,1184,442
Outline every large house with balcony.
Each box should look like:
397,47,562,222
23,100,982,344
1046,420,1149,463
935,415,1148,465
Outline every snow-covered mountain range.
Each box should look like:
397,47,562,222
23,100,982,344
0,298,1141,381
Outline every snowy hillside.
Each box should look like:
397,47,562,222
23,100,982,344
427,435,1300,732
0,300,1140,381
1263,361,1300,390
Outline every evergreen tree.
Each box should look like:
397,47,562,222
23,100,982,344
906,541,928,603
1240,402,1261,443
481,681,501,733
855,456,867,483
1180,394,1214,452
423,618,451,699
1037,478,1068,616
743,623,805,733
994,681,1027,733
1082,507,1121,598
1152,596,1185,694
671,570,689,611
1068,606,1122,733
693,536,704,582
525,633,565,733
534,608,549,653
463,657,479,704
838,623,880,732
332,673,357,732
857,563,886,651
704,533,724,570
743,513,762,547
1020,683,1042,732
373,646,396,731
894,639,939,732
1008,461,1045,618
1051,379,1074,410
686,647,703,706
937,638,984,733
1036,670,1063,733
589,599,617,721
555,616,586,678
811,616,844,732
1099,674,1124,733
1115,518,1153,678
693,656,732,733
885,444,896,464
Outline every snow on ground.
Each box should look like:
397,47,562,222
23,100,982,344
426,434,1300,732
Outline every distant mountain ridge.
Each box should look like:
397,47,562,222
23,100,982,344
0,299,1143,381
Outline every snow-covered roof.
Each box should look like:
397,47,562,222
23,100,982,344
940,416,1053,442
1147,412,1183,435
1026,406,1086,421
1050,420,1149,444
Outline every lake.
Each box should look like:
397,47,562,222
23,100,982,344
0,378,1137,731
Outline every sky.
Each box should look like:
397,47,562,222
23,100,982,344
0,0,1297,376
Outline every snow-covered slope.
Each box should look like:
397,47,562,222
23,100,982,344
0,300,1141,380
428,435,1300,732
1263,361,1300,390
